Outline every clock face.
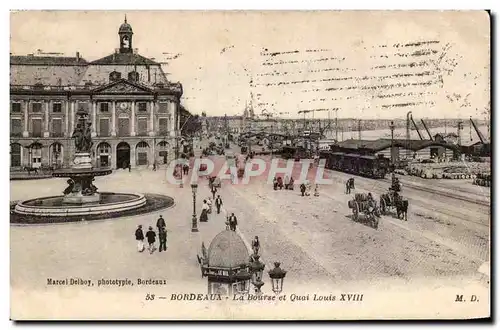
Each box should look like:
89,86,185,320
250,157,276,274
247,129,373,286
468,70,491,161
119,102,128,110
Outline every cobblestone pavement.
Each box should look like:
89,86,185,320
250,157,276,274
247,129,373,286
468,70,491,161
11,152,490,316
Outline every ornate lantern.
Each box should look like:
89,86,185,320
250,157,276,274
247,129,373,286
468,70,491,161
234,268,251,295
190,183,198,232
249,254,266,294
268,262,287,295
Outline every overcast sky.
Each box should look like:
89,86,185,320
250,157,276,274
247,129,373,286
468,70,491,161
10,10,490,120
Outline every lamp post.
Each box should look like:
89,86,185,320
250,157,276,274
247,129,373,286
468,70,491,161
390,120,395,172
268,261,287,295
176,132,183,188
249,253,266,295
190,183,199,232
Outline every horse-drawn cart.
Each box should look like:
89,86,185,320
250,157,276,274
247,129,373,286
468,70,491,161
348,193,381,228
379,190,408,221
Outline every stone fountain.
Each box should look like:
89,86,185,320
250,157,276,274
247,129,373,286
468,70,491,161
13,108,149,219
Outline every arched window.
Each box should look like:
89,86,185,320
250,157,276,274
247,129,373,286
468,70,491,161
109,71,122,82
128,71,139,82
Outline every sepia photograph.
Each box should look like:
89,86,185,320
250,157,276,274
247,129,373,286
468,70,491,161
8,10,491,320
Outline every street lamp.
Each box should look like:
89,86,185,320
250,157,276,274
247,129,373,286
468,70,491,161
190,183,199,232
389,121,395,171
234,268,252,295
249,253,265,295
268,262,287,295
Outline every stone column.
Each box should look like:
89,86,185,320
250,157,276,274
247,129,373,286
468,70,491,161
130,101,136,136
92,101,97,137
69,101,75,134
170,101,176,137
43,101,50,137
148,101,155,136
111,101,117,136
22,100,29,137
65,101,70,137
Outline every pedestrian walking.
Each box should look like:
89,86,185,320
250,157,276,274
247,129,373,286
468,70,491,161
200,200,209,222
228,213,238,231
159,227,167,252
135,225,145,253
300,183,306,196
156,215,166,232
146,226,156,254
314,184,320,197
211,184,218,200
251,236,260,255
153,161,157,171
215,195,223,214
284,175,290,190
128,163,132,172
207,197,213,214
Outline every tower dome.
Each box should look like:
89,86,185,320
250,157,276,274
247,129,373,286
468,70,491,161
119,15,133,34
207,229,249,269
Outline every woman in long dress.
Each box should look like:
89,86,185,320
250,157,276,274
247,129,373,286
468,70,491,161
207,197,213,214
200,200,209,222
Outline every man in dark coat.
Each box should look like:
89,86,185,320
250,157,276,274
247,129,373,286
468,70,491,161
300,183,306,197
228,213,238,231
135,225,145,253
211,185,218,200
158,227,167,252
146,226,156,254
156,215,166,232
215,195,223,214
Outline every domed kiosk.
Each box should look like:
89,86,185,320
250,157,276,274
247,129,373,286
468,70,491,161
198,228,252,296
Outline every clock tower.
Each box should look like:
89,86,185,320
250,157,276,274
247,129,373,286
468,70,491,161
118,15,133,54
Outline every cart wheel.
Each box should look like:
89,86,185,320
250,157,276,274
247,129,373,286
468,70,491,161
352,201,359,221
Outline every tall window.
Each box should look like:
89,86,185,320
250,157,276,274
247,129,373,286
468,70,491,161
99,118,110,137
11,102,21,113
11,119,22,137
138,118,148,136
10,144,21,167
52,119,63,137
52,102,62,113
118,118,130,137
32,102,42,113
159,118,169,135
138,102,147,112
158,102,168,113
100,103,109,112
32,119,42,137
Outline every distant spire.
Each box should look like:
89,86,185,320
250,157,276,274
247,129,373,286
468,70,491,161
124,14,127,24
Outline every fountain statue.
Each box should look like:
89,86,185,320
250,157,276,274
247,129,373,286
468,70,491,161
55,108,112,205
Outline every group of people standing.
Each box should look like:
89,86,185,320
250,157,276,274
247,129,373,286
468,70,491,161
272,175,295,191
300,180,320,197
135,215,168,254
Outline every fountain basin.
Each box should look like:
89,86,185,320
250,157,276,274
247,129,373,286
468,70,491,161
52,168,113,178
14,192,146,217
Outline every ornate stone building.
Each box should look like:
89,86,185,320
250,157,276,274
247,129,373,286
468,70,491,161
10,17,182,170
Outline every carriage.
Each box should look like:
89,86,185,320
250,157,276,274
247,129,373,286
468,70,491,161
347,193,381,228
379,189,408,221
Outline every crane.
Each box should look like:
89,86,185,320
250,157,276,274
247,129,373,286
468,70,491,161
421,119,433,141
470,117,486,144
410,115,425,140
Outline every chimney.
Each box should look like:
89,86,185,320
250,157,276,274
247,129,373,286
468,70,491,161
76,52,80,62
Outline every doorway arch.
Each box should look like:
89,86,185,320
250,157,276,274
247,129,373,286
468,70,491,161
136,141,150,166
96,142,112,168
116,142,131,169
49,142,64,168
157,140,169,165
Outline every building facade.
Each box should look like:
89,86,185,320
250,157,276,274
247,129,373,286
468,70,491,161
10,18,182,170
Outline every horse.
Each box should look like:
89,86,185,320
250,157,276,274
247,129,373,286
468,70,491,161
23,166,38,175
395,199,409,221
